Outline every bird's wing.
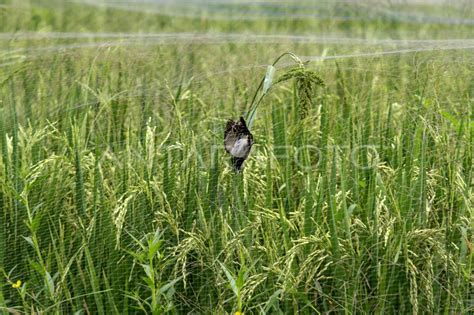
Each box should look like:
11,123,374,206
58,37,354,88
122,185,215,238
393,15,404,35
224,133,236,153
225,120,235,133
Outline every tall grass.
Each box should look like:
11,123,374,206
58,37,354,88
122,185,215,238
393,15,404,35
0,1,473,314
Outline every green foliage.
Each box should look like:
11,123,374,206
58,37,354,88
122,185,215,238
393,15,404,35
0,1,472,314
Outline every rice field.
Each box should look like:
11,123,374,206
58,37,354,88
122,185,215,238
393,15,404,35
0,0,472,314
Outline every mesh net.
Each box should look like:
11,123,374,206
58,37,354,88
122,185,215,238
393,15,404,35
0,0,473,314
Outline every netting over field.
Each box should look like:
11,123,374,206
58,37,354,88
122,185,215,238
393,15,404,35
0,0,472,314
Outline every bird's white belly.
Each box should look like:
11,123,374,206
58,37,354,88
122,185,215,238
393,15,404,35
231,138,250,158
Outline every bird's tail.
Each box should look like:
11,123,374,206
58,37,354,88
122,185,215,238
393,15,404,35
231,156,246,172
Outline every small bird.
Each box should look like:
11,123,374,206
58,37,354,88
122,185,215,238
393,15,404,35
224,116,253,171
